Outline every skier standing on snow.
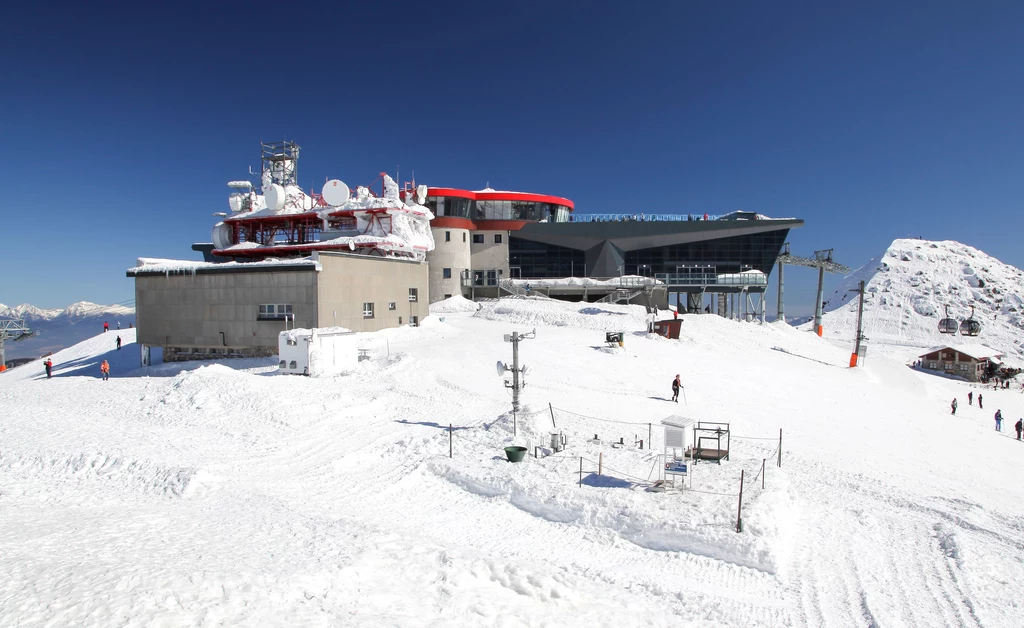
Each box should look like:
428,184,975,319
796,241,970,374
116,336,121,350
100,360,110,381
995,409,1003,432
978,393,983,409
117,321,121,330
44,358,52,379
103,321,109,333
968,391,973,405
671,374,681,403
951,398,958,415
1015,419,1023,441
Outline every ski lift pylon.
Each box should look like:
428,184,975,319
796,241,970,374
938,305,959,335
959,305,981,337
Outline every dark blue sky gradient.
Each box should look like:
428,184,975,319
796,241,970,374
3,1,1023,313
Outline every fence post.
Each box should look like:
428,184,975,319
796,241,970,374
549,402,556,429
761,459,765,489
598,452,603,476
649,422,652,447
579,457,583,487
736,470,745,533
449,424,452,459
777,428,783,467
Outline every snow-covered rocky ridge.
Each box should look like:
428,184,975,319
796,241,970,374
0,301,134,361
2,297,1022,626
817,239,1024,360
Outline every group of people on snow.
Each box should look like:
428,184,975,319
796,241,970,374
952,389,1024,440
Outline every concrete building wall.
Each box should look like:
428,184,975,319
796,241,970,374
316,252,429,331
134,269,318,358
470,230,510,280
426,227,471,302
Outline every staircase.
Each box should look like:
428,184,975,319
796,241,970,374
596,288,644,304
498,279,550,299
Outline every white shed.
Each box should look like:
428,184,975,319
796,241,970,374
278,327,357,376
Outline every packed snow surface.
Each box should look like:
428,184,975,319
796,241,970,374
0,301,135,360
818,238,1024,361
2,298,1023,626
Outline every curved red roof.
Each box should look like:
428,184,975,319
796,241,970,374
426,187,574,211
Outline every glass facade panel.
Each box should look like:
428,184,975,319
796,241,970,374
431,196,570,222
623,231,788,277
509,237,586,277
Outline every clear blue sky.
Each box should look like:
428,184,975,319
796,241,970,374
3,1,1023,315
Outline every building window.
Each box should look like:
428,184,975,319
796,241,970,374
473,234,484,244
411,316,419,326
445,231,451,242
409,288,418,302
473,270,485,286
444,294,452,299
495,234,503,244
363,303,374,318
443,268,451,279
463,232,466,242
388,302,396,310
486,270,497,286
398,317,402,324
258,304,293,321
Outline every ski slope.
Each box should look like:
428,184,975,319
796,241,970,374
2,298,1022,626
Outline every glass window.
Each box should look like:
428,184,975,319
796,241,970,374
473,234,484,244
486,270,497,286
388,302,396,310
473,270,485,286
411,316,418,326
463,232,466,242
409,288,418,302
445,231,451,242
443,268,451,278
444,294,452,299
494,234,502,244
363,303,374,318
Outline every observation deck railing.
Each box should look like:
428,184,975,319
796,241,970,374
654,273,768,287
570,213,721,223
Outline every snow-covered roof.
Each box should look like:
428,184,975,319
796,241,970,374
921,344,1004,360
127,257,321,275
661,415,695,429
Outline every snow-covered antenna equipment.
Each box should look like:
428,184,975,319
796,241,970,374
496,360,506,376
322,179,351,207
261,140,300,187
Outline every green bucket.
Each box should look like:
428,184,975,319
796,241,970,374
503,446,528,463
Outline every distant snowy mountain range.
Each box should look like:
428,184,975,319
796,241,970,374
817,239,1024,361
1,302,135,362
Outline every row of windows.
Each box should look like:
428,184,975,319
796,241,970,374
428,196,571,223
258,304,293,320
362,290,419,318
444,231,503,244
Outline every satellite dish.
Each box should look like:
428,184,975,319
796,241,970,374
322,180,350,206
212,222,233,250
228,193,245,213
496,360,506,376
265,183,286,210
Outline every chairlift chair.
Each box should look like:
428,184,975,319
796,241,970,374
959,305,981,337
938,305,959,335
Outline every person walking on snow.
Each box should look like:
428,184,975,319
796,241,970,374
978,393,983,409
995,409,1003,432
44,359,52,379
968,391,973,405
116,335,121,350
100,360,109,381
103,321,109,333
116,321,121,330
1015,418,1023,441
951,398,958,415
671,374,682,403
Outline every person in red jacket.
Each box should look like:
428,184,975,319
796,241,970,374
103,321,109,333
44,359,53,379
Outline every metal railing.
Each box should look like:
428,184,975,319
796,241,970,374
570,213,721,223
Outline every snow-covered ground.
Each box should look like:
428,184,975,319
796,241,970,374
2,297,1023,626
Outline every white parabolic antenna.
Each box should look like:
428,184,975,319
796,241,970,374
212,222,233,250
322,179,350,206
496,360,506,376
265,183,286,211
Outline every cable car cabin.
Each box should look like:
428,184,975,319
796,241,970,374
938,318,959,334
959,319,981,337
